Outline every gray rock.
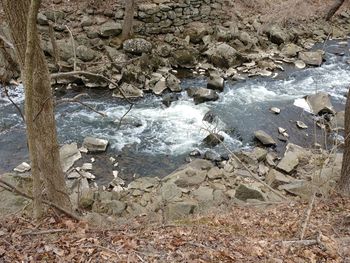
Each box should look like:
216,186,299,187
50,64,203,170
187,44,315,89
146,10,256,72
81,15,93,27
76,45,96,62
235,184,265,201
164,167,207,188
13,162,31,173
207,167,224,180
162,93,180,107
330,111,345,130
190,87,219,105
94,200,126,215
172,49,197,68
113,83,144,98
277,151,299,173
128,177,159,191
204,42,239,68
186,22,209,44
254,130,276,146
99,21,122,37
83,137,109,152
79,190,95,208
152,77,167,95
161,182,182,202
266,25,289,45
204,150,222,162
37,13,48,25
281,43,302,57
243,147,268,162
166,200,198,220
166,73,181,92
265,169,295,188
203,133,224,147
59,143,82,172
192,186,214,202
278,180,313,200
207,74,224,92
298,51,323,66
306,92,335,115
105,46,128,63
123,38,152,55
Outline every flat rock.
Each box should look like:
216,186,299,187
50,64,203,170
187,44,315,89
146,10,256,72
306,92,335,115
298,51,323,66
99,21,122,37
207,167,224,180
128,177,159,191
192,186,214,202
160,182,182,202
59,143,82,172
278,180,313,200
13,162,31,173
277,151,299,173
83,137,109,152
166,200,198,220
254,130,276,146
265,169,295,188
235,184,265,201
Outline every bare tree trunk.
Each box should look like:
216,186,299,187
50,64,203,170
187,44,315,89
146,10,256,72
121,0,135,41
340,88,350,196
325,0,345,21
2,0,72,218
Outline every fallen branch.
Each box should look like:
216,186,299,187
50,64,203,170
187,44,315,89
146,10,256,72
300,191,316,240
55,93,107,117
21,228,70,236
2,86,25,122
0,177,80,221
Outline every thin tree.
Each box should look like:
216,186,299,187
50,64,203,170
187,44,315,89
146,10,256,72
2,0,72,218
325,0,345,21
121,0,135,41
339,88,350,195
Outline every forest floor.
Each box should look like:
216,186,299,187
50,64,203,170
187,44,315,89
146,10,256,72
0,194,349,262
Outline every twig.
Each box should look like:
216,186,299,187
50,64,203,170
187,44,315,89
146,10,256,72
21,228,70,236
299,191,316,240
2,86,25,122
55,93,107,117
65,25,76,71
118,104,134,129
0,177,80,221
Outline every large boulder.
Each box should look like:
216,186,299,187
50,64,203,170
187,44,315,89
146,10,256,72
254,130,276,146
298,51,323,66
204,43,240,68
76,45,96,62
266,25,289,45
172,49,197,68
99,21,122,37
83,137,109,152
306,92,335,115
235,184,265,201
123,38,152,55
188,87,219,105
207,74,224,92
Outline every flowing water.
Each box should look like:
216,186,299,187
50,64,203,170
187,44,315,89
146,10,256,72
1,40,350,184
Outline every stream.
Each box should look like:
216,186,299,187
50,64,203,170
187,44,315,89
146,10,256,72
1,40,350,184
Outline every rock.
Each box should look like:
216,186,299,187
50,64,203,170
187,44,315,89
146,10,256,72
155,43,173,57
99,21,122,37
13,162,31,173
81,163,93,170
192,186,214,202
166,200,198,220
294,60,306,69
162,93,179,107
270,107,281,114
265,169,295,188
152,77,167,95
203,133,224,147
172,49,197,68
166,73,181,92
79,190,95,209
37,13,48,25
278,180,313,199
95,200,126,215
128,177,159,191
296,121,308,129
207,167,224,180
266,25,289,45
203,111,217,123
161,182,182,202
306,92,335,115
277,151,299,173
186,22,209,44
83,137,109,152
243,147,268,162
105,46,128,63
254,130,276,146
281,43,302,57
190,88,219,105
59,143,82,172
204,42,240,68
207,74,224,92
76,45,96,62
204,150,222,162
298,51,323,66
113,83,144,98
123,38,152,55
235,184,265,201
164,166,207,188
189,159,214,171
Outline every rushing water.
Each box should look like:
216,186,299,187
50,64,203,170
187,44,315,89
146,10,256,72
1,40,349,184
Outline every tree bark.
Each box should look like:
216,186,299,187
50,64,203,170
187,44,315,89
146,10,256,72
121,0,135,41
325,0,345,21
2,0,72,217
340,88,350,195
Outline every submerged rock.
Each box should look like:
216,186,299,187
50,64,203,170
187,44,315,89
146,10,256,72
83,137,109,152
203,133,224,147
190,87,219,105
162,93,180,107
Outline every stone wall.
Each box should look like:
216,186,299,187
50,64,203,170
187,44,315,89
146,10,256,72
128,0,227,35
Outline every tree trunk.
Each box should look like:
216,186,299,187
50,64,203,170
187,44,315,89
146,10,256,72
340,88,350,195
2,0,72,217
121,0,135,41
325,0,345,21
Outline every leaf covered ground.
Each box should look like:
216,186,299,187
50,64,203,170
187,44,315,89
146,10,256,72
0,194,349,262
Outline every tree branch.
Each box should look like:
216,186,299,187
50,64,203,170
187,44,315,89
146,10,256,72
2,86,25,122
65,25,76,71
0,177,80,221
